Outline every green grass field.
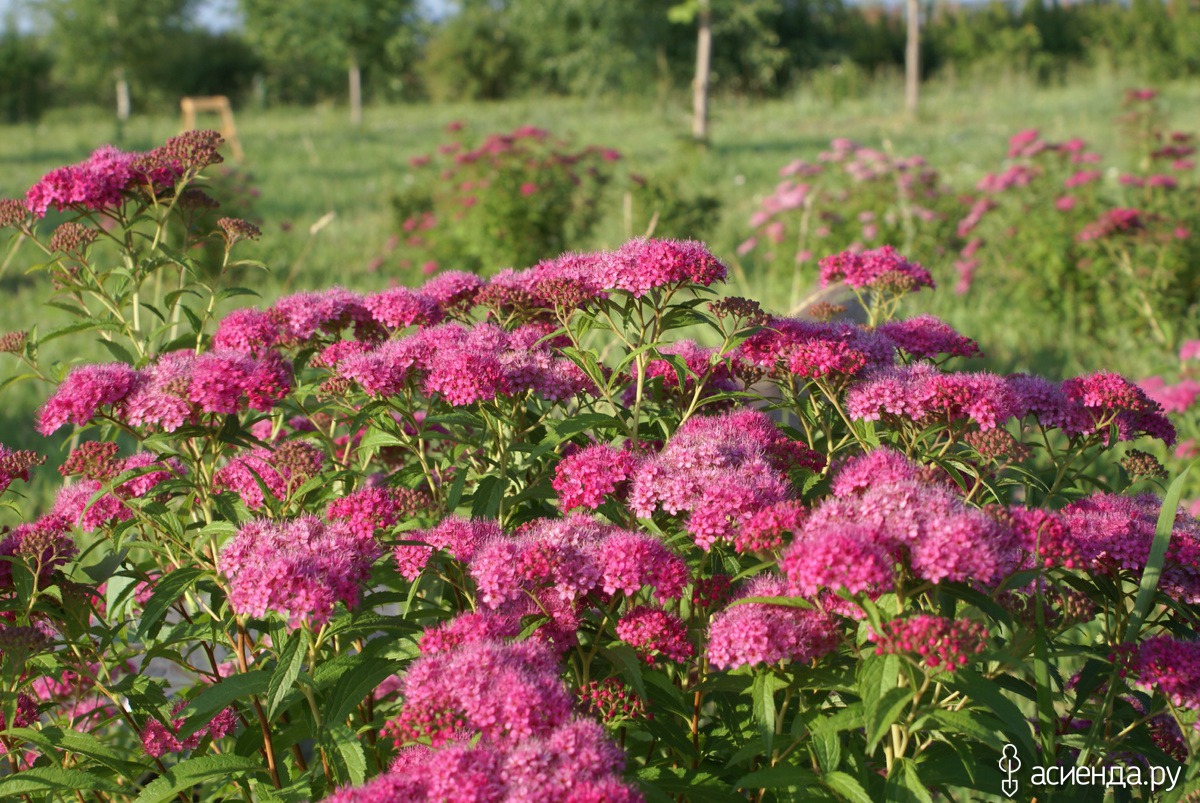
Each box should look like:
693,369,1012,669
2,70,1199,511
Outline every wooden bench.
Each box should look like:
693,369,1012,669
180,96,245,162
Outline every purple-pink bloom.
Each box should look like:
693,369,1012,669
615,606,693,664
552,444,637,510
707,577,840,670
818,245,934,291
37,363,138,435
219,515,380,628
364,287,444,330
599,238,727,297
877,315,982,360
395,516,502,580
628,409,824,550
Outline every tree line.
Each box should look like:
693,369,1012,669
2,0,1199,124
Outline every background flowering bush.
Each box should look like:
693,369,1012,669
0,132,1198,800
738,91,1200,355
391,123,620,275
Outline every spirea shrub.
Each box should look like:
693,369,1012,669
740,90,1200,352
392,123,620,275
0,131,1198,801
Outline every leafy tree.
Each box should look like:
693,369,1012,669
0,29,53,123
33,0,196,119
240,0,422,113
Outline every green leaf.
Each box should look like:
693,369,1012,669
322,649,404,725
327,723,367,786
134,754,267,803
884,758,933,803
97,338,136,364
137,567,204,641
40,319,120,344
866,686,914,753
1126,465,1191,642
268,629,308,718
736,763,819,791
948,670,1037,758
471,475,504,519
0,766,121,795
858,652,899,730
812,728,842,774
822,770,873,803
751,671,779,754
928,709,1005,750
176,670,269,740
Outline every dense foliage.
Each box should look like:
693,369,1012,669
0,132,1198,801
5,0,1200,120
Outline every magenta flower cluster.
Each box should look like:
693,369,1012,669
347,638,642,802
629,409,824,549
37,350,291,436
220,515,381,628
707,577,840,670
870,615,989,671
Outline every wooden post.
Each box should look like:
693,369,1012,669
692,0,712,145
349,52,362,127
180,95,245,162
905,0,921,116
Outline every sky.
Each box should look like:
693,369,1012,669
0,0,451,32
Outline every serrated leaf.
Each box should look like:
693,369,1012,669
176,670,269,740
822,771,873,803
134,754,266,803
267,630,307,719
929,709,1005,750
736,763,818,791
884,758,933,803
137,566,204,641
0,765,122,795
470,475,504,519
322,649,404,725
812,729,842,774
327,723,366,786
866,686,913,753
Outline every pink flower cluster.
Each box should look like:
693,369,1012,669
738,317,894,381
642,339,739,400
347,638,641,802
469,517,689,625
818,246,934,292
614,606,693,664
213,441,324,510
870,615,988,671
707,577,840,670
1134,635,1200,712
338,321,590,404
781,450,1022,598
417,610,521,657
394,515,502,580
847,366,1174,443
326,485,428,539
552,444,637,510
0,444,41,495
1077,208,1144,242
629,410,823,550
877,315,982,360
47,451,182,532
847,363,1017,431
220,515,381,628
24,131,223,216
1061,492,1200,602
37,350,291,436
140,702,237,758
